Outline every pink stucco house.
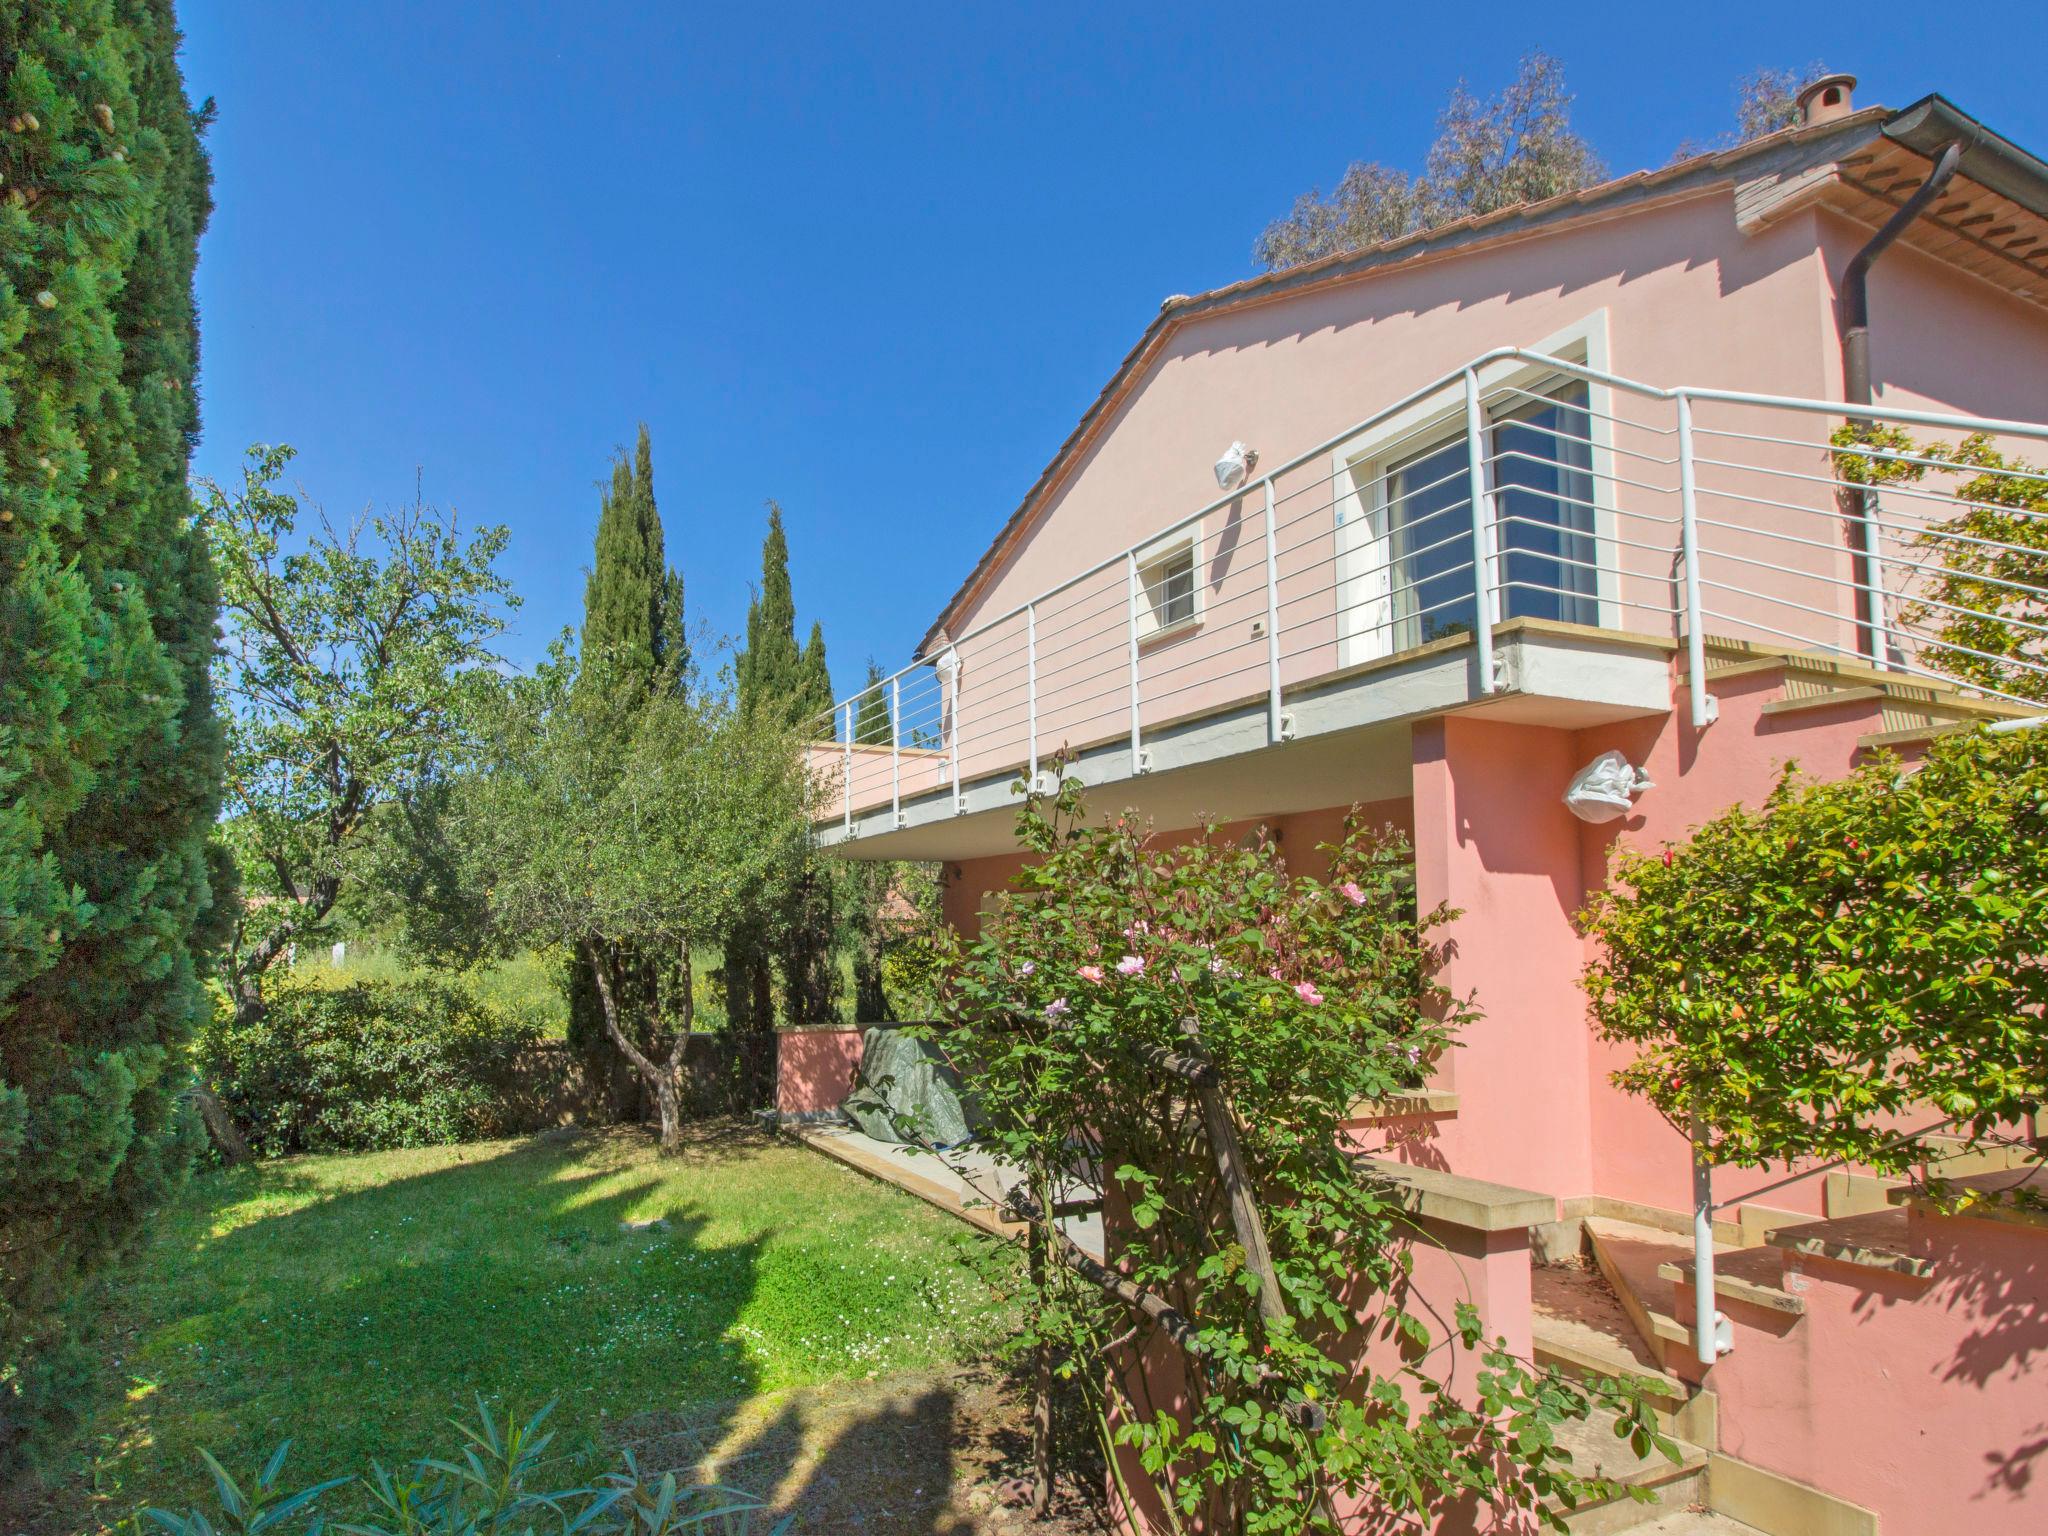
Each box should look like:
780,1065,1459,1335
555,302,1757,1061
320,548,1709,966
798,79,2048,1534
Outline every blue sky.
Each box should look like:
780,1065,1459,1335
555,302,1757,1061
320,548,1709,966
178,1,2048,698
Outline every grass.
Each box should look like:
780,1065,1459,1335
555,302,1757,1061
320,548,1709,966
286,944,574,1036
69,1126,1017,1526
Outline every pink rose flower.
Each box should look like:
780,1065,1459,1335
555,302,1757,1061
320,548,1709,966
1044,997,1071,1020
1078,965,1105,984
1116,955,1145,977
1294,981,1325,1005
1340,880,1366,906
1018,960,1035,977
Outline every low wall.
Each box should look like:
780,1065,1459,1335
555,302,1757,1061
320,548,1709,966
775,1024,865,1118
1685,1196,2048,1536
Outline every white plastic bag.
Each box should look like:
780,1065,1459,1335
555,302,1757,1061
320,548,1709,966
1563,750,1652,824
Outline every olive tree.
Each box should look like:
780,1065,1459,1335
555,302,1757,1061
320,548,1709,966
466,646,814,1146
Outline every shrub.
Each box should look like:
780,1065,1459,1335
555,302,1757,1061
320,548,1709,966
199,977,551,1158
1582,724,2048,1174
931,768,1666,1531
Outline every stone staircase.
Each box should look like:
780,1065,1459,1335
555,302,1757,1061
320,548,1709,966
1530,1217,1846,1536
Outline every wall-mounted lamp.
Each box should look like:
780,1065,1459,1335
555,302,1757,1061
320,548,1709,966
1214,440,1258,492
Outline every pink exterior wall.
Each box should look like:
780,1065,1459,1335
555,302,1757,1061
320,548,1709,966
940,800,1414,943
1685,1209,2048,1534
1408,717,1597,1199
775,1026,864,1118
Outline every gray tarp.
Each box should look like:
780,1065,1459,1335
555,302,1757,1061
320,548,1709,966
840,1026,980,1147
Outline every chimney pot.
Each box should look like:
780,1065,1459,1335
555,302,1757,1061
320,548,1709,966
1796,73,1858,127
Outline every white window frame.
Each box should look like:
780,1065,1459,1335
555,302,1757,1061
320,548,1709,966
1329,312,1618,667
1134,525,1203,642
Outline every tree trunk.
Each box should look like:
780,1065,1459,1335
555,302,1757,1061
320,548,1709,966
192,1079,251,1164
653,1072,683,1150
585,937,695,1152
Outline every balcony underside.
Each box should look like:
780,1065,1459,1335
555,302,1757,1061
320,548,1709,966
821,620,1676,861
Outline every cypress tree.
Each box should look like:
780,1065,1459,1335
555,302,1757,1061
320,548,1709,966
0,0,221,1458
854,658,891,745
582,424,682,690
737,502,804,720
726,505,842,1058
569,427,684,1115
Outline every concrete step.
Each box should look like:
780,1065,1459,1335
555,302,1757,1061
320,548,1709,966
1554,1405,1709,1534
1625,1513,1766,1535
1532,1263,1717,1449
1584,1218,1709,1358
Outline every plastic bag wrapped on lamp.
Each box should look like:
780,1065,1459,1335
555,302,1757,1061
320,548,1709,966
1563,750,1654,823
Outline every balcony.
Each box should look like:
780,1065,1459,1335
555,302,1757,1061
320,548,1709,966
809,348,2048,858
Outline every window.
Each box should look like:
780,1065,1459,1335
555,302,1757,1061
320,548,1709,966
1339,376,1603,660
1137,536,1200,639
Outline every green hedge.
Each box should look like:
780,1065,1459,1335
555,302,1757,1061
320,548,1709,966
201,979,558,1157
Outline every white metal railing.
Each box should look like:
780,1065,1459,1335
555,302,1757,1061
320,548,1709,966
813,349,2048,832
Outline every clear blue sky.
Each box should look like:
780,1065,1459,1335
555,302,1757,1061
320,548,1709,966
178,1,2048,697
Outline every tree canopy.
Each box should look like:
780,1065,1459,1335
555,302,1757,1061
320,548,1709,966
463,644,815,1145
1581,726,2048,1176
1255,56,1829,270
200,445,516,1055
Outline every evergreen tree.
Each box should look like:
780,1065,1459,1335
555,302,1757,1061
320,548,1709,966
568,428,686,1116
798,621,832,725
736,502,804,720
0,0,222,1459
854,658,892,745
583,424,683,690
724,505,840,1065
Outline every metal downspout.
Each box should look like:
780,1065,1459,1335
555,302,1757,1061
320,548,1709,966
1840,138,1966,664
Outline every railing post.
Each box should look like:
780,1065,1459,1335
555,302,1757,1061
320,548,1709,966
841,701,853,834
1126,551,1146,774
1676,393,1718,728
1026,603,1039,790
890,673,903,829
947,647,963,812
1263,477,1284,743
1461,369,1497,694
1692,1112,1731,1367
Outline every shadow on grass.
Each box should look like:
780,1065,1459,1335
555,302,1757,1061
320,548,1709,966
70,1126,779,1529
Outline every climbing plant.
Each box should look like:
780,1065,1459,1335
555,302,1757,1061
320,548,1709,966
1581,725,2048,1175
931,767,1665,1534
1832,423,2048,703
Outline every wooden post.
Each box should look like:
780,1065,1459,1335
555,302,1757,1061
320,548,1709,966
1029,1211,1054,1518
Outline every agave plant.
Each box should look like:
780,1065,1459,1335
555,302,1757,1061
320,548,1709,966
135,1400,791,1536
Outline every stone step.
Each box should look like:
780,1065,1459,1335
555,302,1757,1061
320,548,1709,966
1625,1513,1767,1535
1553,1406,1710,1534
1584,1218,1708,1357
1532,1262,1717,1448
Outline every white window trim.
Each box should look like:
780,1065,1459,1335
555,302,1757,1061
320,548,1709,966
1328,311,1617,667
1134,524,1204,642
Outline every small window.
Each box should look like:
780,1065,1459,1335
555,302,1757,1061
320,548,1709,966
1138,538,1199,638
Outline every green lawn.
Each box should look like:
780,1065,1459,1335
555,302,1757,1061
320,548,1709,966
71,1126,1015,1526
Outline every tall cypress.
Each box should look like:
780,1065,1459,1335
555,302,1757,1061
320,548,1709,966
568,427,684,1116
737,503,806,719
0,0,221,1459
854,658,891,745
726,506,838,1050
